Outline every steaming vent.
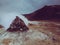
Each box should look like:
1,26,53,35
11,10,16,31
7,16,29,32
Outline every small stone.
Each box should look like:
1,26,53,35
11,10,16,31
0,25,4,28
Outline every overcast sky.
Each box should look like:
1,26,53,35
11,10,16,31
0,0,60,29
0,0,60,14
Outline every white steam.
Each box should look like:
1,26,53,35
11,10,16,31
0,12,29,29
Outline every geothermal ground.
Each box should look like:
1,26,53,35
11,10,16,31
0,20,60,45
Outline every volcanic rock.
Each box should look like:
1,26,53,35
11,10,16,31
24,5,60,22
7,16,29,32
0,25,4,28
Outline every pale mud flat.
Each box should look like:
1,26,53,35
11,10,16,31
0,21,60,45
0,29,49,45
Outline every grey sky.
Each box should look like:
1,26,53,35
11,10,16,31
0,0,60,14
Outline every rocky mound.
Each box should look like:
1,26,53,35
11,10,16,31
7,16,29,32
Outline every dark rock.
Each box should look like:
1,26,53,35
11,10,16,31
0,25,4,28
24,5,60,22
7,16,29,32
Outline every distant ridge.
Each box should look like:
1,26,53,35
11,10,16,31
24,5,60,22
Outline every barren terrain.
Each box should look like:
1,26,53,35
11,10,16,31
0,21,60,45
